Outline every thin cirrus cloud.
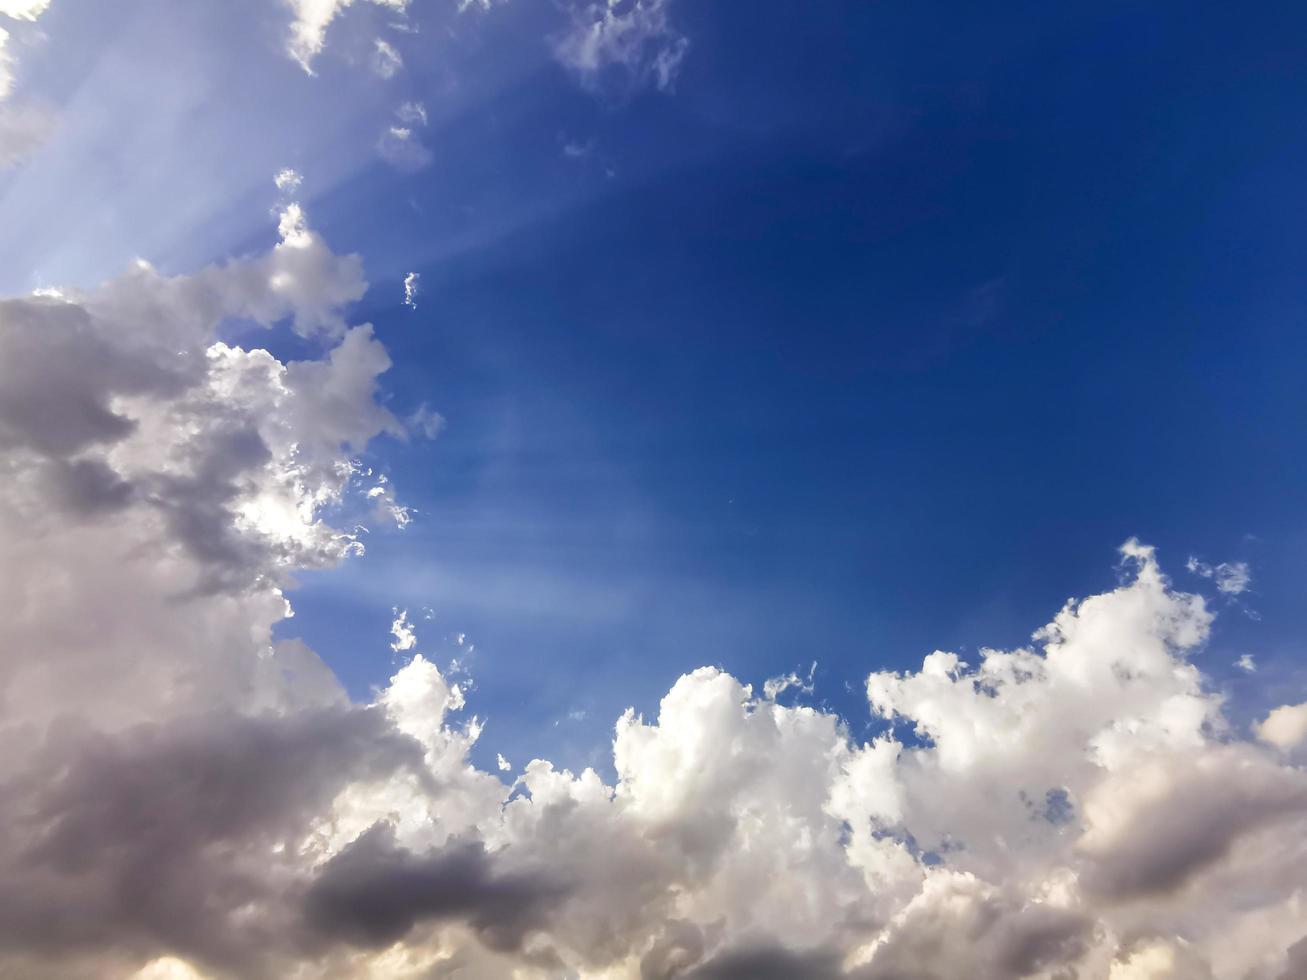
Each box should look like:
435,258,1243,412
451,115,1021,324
553,0,689,93
0,188,1304,977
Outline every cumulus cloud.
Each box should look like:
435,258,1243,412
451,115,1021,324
1258,702,1307,752
390,608,417,653
554,0,689,94
402,270,419,308
1,197,1305,978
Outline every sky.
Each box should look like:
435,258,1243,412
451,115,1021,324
1,2,1307,978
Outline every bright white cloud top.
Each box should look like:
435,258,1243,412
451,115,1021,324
0,193,1303,979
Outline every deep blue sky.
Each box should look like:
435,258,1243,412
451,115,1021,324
6,0,1305,774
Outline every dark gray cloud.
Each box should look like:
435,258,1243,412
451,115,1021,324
1078,749,1307,901
1277,937,1307,980
0,707,428,977
855,877,1094,980
680,944,844,980
0,298,189,458
302,822,568,953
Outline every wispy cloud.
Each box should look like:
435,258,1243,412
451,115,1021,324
1187,554,1252,594
553,0,689,94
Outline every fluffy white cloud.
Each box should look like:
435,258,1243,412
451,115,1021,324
390,608,417,653
554,0,689,94
1258,702,1307,752
1,195,1305,978
0,0,51,19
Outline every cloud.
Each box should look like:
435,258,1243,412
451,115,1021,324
283,0,408,74
0,4,56,168
394,100,426,126
274,167,304,193
0,0,52,19
302,823,567,951
390,608,417,653
855,873,1094,980
403,270,419,309
1258,702,1307,752
554,0,689,94
407,402,445,439
377,120,431,171
1186,556,1252,595
371,37,401,78
1,200,1305,978
377,102,431,170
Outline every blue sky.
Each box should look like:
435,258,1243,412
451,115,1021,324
8,3,1307,977
5,0,1306,777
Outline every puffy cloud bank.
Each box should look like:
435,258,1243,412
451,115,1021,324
1,204,1305,980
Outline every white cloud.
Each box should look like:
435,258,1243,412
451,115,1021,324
274,167,304,193
390,608,417,653
554,0,689,94
762,660,816,701
403,270,420,309
0,198,1305,977
1235,653,1256,673
497,753,512,772
0,0,51,20
1187,555,1252,595
0,26,12,101
284,0,408,74
1258,702,1307,752
371,37,402,78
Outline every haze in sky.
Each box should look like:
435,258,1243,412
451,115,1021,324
1,1,1306,978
